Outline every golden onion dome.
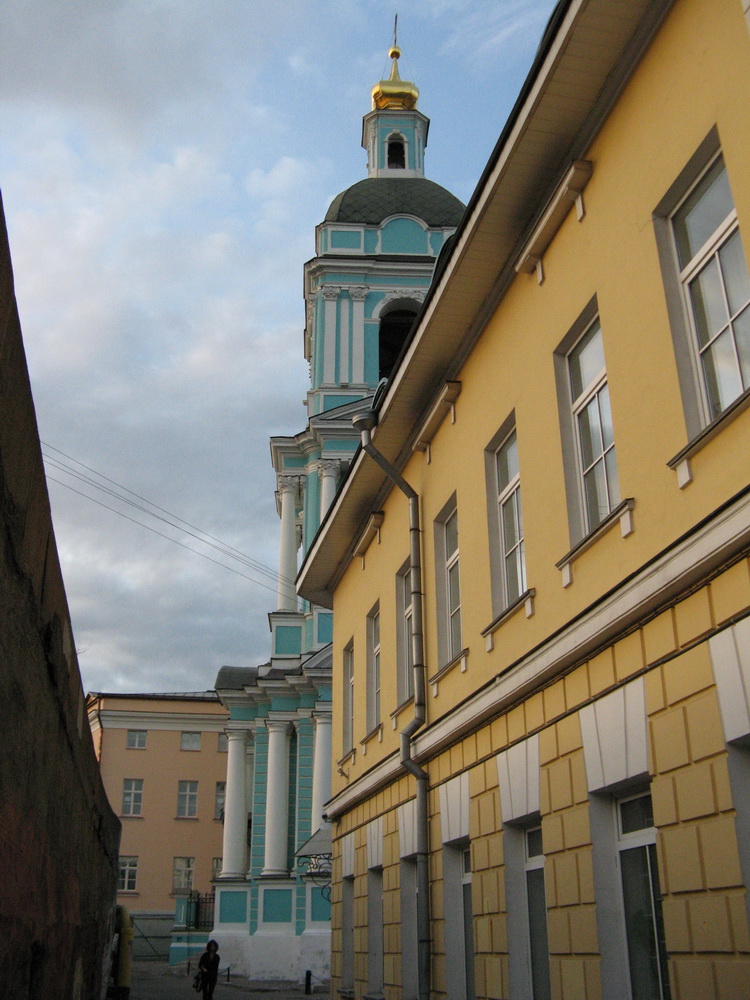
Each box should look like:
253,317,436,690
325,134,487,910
371,45,419,111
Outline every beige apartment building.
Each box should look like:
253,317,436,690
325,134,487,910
87,691,229,958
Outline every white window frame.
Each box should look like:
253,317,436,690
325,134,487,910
615,792,671,1000
523,826,551,1000
177,779,198,818
366,603,381,733
173,856,194,893
180,731,201,751
122,778,143,816
214,781,226,820
568,316,619,534
217,732,228,752
396,559,415,705
211,857,223,881
434,495,462,667
118,856,138,891
443,839,475,1000
495,427,526,607
342,640,354,754
671,152,750,423
126,729,146,749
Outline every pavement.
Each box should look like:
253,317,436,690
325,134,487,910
128,960,329,1000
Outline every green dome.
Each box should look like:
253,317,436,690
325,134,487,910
325,177,465,228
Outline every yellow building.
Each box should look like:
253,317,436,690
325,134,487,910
87,691,229,959
297,1,750,997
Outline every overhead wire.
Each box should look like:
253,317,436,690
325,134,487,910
41,442,299,594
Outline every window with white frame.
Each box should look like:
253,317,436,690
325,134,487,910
524,826,551,1000
434,498,463,666
217,732,228,752
177,780,198,818
341,876,355,994
118,856,138,891
180,731,200,751
173,856,194,892
367,866,384,997
122,778,143,816
396,560,415,704
495,428,526,606
616,793,671,1000
215,781,226,820
672,154,750,421
445,507,462,658
342,641,354,754
366,604,381,733
211,857,223,881
443,840,475,1000
568,318,619,532
126,729,146,749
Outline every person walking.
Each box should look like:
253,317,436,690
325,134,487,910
197,939,220,1000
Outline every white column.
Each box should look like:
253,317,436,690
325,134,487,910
277,477,299,611
318,461,339,520
220,729,249,879
310,712,333,834
322,286,339,385
262,720,292,876
350,286,368,383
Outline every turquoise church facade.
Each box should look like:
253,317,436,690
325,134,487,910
209,46,464,982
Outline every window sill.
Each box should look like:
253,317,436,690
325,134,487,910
175,816,199,821
117,890,139,896
120,814,144,820
389,696,414,730
668,387,750,488
337,748,356,772
481,589,536,650
556,498,635,587
427,648,469,697
360,724,383,755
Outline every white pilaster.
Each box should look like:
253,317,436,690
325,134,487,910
339,296,351,383
310,712,333,833
277,477,299,611
322,287,339,385
220,729,250,879
262,720,292,876
318,461,339,520
350,286,368,383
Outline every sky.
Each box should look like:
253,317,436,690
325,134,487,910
0,0,556,695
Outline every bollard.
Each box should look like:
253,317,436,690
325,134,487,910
305,969,312,994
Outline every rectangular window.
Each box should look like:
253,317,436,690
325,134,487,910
366,604,381,732
342,641,354,754
122,778,143,816
434,497,462,666
212,857,223,881
617,793,671,1000
400,858,418,1000
568,317,619,532
173,856,194,892
396,560,414,704
118,856,138,891
215,781,226,820
126,730,146,749
367,867,384,997
525,827,551,1000
180,731,201,751
443,841,475,1000
495,428,526,606
177,780,198,818
672,154,750,421
341,876,355,993
217,732,228,752
445,507,462,659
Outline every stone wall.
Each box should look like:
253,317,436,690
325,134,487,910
0,193,121,998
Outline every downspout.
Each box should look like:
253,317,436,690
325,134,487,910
352,410,430,1000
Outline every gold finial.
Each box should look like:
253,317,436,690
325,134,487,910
371,17,419,111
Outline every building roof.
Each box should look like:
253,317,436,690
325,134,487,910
214,666,260,690
87,690,220,701
324,177,465,227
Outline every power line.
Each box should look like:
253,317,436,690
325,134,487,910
46,475,283,598
41,443,299,596
41,441,292,586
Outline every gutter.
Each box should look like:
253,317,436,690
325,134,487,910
352,409,431,1000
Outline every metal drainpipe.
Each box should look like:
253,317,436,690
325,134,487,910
352,410,430,1000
